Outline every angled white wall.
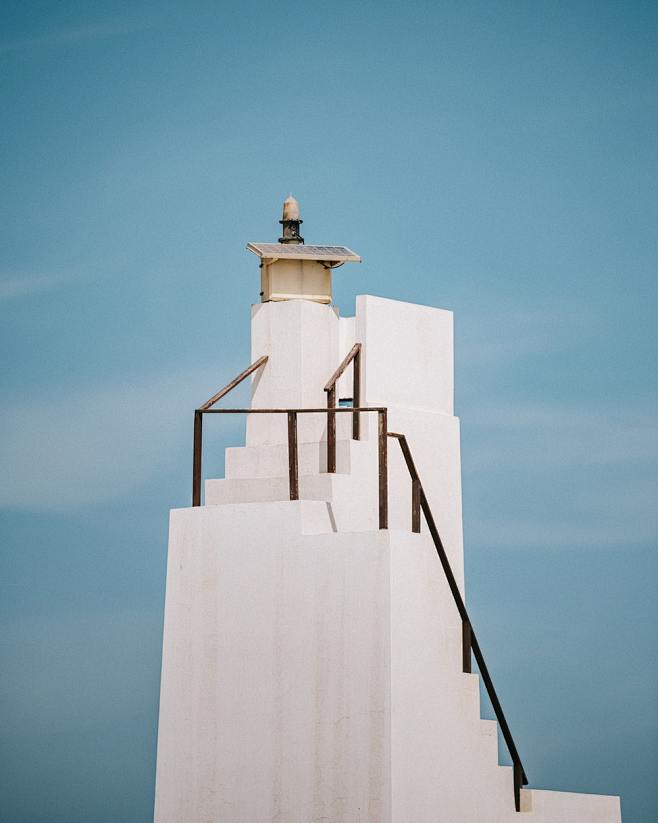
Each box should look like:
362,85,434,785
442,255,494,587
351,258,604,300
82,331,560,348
352,294,464,589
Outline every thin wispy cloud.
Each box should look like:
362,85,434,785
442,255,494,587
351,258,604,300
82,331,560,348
466,510,657,551
457,300,602,373
452,296,657,550
0,274,69,302
461,399,658,550
3,606,160,729
0,363,244,510
0,15,159,55
464,401,658,467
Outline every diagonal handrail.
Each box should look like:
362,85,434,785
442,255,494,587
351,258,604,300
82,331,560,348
389,431,528,812
324,343,362,472
198,355,269,411
193,356,268,505
323,343,362,393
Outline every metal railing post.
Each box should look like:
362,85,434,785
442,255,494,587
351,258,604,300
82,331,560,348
192,410,203,507
388,432,420,534
324,344,362,469
378,409,388,529
514,761,523,812
412,478,421,533
192,357,268,507
462,619,472,673
352,347,361,441
327,387,337,473
287,411,299,500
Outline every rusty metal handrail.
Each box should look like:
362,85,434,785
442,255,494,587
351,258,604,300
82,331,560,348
192,406,388,528
198,356,268,411
388,432,528,812
324,343,362,473
193,357,269,506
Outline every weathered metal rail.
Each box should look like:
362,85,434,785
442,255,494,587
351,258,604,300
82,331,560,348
198,356,269,411
388,431,528,811
193,357,269,507
193,406,388,529
324,343,362,472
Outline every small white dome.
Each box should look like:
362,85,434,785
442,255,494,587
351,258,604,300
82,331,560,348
282,195,300,221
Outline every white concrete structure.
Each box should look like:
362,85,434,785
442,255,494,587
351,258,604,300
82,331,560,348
154,228,621,821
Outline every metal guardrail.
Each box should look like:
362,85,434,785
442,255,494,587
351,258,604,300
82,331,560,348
192,357,269,506
193,403,388,529
192,348,379,518
324,343,362,472
388,431,528,811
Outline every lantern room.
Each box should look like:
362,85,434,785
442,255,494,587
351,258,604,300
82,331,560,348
247,196,361,304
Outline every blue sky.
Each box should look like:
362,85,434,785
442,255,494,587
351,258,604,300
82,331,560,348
1,1,656,821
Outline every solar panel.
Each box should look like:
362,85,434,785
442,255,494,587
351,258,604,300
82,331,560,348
247,242,361,263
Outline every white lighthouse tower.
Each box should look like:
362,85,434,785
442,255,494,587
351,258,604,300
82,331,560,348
153,200,622,822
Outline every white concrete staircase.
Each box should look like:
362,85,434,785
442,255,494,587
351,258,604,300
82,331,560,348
205,436,382,533
190,434,622,822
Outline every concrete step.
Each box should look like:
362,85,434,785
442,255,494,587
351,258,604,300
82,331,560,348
172,499,337,542
519,787,621,820
205,473,335,506
225,438,355,479
478,718,499,763
458,672,482,718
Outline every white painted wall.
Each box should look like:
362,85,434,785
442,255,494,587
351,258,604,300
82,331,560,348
155,509,620,823
154,503,391,823
355,294,453,415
